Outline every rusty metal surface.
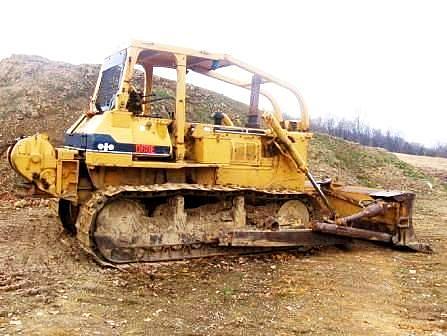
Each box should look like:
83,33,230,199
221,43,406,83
329,185,415,201
312,222,393,243
247,75,262,128
221,229,349,247
369,190,412,198
370,190,415,202
335,201,387,225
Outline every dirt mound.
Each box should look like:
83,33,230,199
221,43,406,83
0,55,99,146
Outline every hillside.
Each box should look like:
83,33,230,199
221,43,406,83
308,133,437,193
0,55,98,146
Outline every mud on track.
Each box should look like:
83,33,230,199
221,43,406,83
0,193,446,336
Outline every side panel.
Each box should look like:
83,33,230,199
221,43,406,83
82,127,310,191
86,166,217,189
65,112,173,157
192,128,309,190
56,148,80,202
215,156,305,190
193,137,232,163
56,160,79,200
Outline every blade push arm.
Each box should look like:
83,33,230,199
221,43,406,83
263,113,336,217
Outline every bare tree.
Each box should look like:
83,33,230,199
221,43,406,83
311,116,447,158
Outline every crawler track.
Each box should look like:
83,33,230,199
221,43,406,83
75,184,316,264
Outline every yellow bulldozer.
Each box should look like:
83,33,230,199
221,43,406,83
7,41,430,265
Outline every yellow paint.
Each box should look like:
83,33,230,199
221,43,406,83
174,53,187,161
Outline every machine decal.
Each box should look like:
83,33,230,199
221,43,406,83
97,143,115,151
64,133,171,156
135,144,155,154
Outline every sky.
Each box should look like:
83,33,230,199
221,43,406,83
1,0,446,146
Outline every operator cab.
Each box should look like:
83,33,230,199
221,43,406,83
91,41,309,130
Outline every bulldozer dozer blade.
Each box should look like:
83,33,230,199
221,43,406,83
313,185,433,253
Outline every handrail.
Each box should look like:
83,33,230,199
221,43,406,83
128,41,310,130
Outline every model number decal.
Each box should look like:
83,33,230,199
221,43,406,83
135,144,155,154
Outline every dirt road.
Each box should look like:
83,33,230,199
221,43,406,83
0,189,446,336
396,153,447,183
